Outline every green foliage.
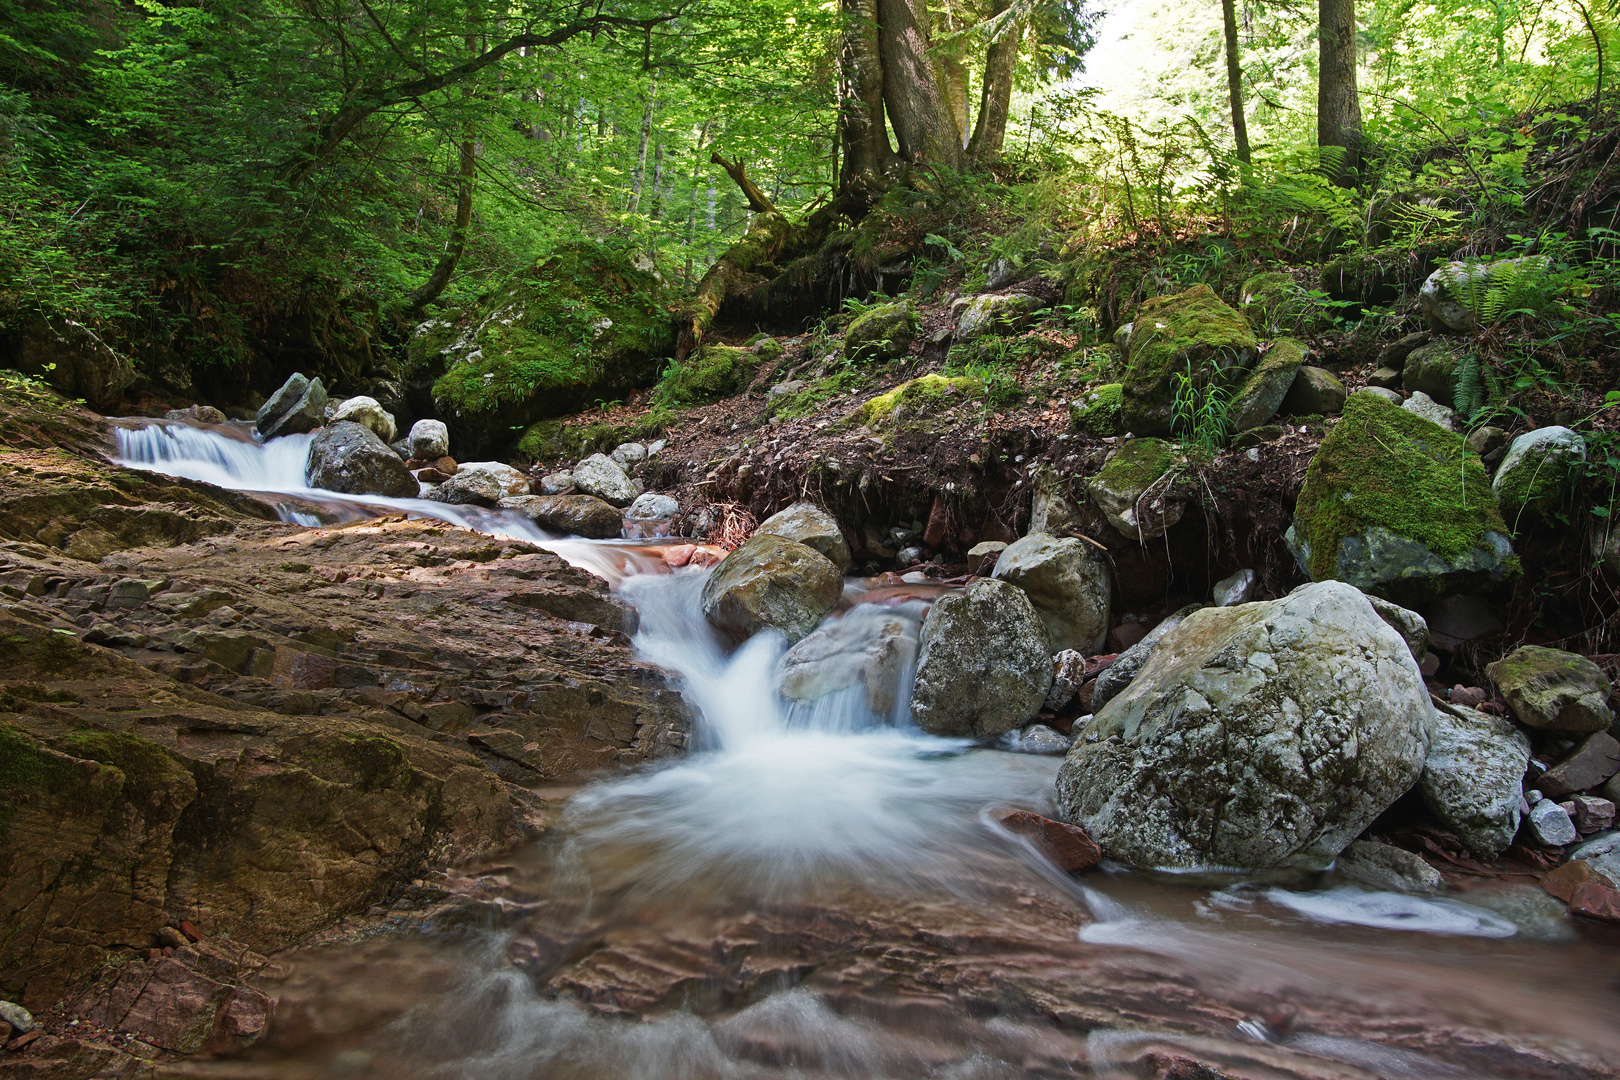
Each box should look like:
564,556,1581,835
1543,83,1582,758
515,406,677,461
1171,360,1232,450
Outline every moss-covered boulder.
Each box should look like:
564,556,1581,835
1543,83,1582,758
956,293,1047,343
1287,391,1518,601
1487,645,1614,733
843,302,917,363
1238,273,1325,334
1492,426,1586,527
1228,338,1306,432
854,373,981,428
1402,340,1462,401
1120,285,1257,437
1087,438,1182,540
1069,383,1123,435
418,244,674,457
653,345,757,406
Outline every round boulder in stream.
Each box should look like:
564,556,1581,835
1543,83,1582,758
990,533,1110,655
700,534,843,645
499,494,624,539
304,421,417,498
755,501,853,573
911,577,1052,738
1056,581,1433,871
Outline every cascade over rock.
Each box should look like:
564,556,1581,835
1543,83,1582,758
700,534,843,645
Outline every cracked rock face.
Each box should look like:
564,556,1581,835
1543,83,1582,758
1056,581,1433,870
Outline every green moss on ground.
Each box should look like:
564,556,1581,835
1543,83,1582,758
652,345,757,406
767,370,872,422
1294,391,1515,582
843,302,917,363
1070,383,1124,435
855,374,982,427
421,244,674,450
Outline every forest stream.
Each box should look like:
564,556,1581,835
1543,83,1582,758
95,417,1620,1080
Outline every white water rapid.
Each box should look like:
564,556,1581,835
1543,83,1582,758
107,417,1620,1080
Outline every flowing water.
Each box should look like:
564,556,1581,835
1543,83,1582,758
113,421,1620,1080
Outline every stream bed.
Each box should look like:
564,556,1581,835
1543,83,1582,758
112,420,1620,1080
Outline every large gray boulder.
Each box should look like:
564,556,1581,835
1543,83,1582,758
1492,426,1585,526
498,494,622,539
1056,581,1433,870
1487,645,1614,733
257,373,328,439
304,421,416,498
457,460,529,497
6,316,136,409
1090,604,1201,712
572,453,638,507
408,419,450,460
430,470,503,506
910,578,1052,738
778,603,921,717
1228,339,1305,432
1420,702,1531,860
329,395,397,444
700,534,843,645
756,502,853,574
991,533,1110,654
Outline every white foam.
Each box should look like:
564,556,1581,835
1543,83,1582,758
1263,887,1518,937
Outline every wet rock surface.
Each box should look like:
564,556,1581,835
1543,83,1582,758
911,577,1052,738
0,392,689,1019
700,533,843,645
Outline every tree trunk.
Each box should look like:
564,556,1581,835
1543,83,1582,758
1222,0,1252,166
877,0,964,169
684,120,713,285
932,7,969,147
403,131,475,320
710,153,777,215
966,0,1020,162
650,139,667,219
839,0,895,185
1317,0,1361,185
629,81,658,213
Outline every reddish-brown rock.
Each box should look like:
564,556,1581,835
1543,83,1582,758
993,810,1103,873
1542,859,1616,902
1569,881,1620,922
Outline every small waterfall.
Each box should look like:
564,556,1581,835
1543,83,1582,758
114,421,315,492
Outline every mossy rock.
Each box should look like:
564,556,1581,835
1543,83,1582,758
1287,391,1519,602
1088,438,1182,538
1402,340,1462,401
1320,252,1399,305
422,243,674,456
514,407,676,464
1069,383,1123,436
843,302,917,363
652,345,757,406
1239,273,1329,335
1491,426,1586,528
854,374,982,428
1121,285,1257,437
1229,338,1306,432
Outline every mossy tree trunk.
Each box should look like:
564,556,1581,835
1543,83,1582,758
1317,0,1362,185
966,0,1020,163
1221,0,1252,167
878,0,965,170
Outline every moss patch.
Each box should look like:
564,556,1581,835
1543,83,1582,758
854,374,982,428
1069,383,1124,435
1121,285,1257,436
515,406,677,463
1293,391,1517,583
652,345,757,407
1094,437,1175,493
767,370,872,422
422,243,674,453
0,723,88,843
843,302,917,363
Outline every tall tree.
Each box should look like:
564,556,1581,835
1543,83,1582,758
967,0,1022,161
1220,0,1251,165
877,0,966,168
1317,0,1361,184
839,0,896,184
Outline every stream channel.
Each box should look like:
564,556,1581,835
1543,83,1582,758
110,419,1620,1080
